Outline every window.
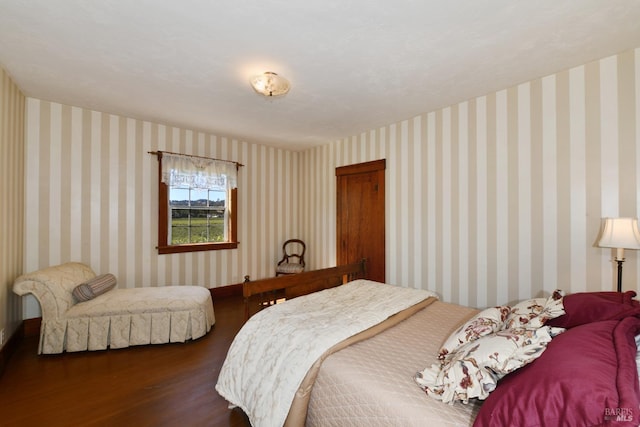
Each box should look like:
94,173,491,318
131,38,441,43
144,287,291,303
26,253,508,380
156,151,239,254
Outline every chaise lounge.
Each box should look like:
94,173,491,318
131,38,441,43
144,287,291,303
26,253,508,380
13,262,215,354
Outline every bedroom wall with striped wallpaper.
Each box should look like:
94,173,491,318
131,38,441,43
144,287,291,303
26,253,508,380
19,47,640,317
0,68,25,344
302,47,640,309
23,100,302,318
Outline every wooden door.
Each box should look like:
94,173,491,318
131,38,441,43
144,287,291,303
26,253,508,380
336,159,386,282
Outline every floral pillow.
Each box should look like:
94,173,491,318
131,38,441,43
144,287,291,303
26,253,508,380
438,291,565,362
438,306,510,361
505,290,565,330
415,325,564,404
418,290,566,404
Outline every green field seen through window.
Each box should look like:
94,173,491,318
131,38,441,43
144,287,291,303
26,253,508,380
171,217,225,244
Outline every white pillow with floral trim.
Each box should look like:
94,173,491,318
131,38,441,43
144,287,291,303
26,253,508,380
438,291,565,363
415,326,565,404
505,290,565,330
437,306,510,361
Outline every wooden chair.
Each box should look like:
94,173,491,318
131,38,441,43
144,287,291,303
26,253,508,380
275,239,306,276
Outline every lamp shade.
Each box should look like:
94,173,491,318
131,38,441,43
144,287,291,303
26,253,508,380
597,217,640,250
250,72,290,97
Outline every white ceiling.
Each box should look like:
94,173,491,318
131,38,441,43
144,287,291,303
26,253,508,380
1,1,639,151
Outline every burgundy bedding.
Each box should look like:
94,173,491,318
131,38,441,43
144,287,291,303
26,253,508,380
475,291,640,427
547,290,640,328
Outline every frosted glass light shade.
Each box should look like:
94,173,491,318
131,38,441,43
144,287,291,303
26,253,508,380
250,72,290,97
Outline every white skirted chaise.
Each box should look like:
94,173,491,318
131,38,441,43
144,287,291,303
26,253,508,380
13,262,216,354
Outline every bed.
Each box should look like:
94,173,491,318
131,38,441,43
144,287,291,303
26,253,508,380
216,262,640,427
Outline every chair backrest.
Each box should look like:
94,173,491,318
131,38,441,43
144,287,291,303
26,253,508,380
278,239,306,267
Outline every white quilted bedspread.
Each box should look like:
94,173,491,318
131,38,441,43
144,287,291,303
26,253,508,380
215,279,437,427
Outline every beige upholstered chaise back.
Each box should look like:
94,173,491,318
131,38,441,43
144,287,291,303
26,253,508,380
13,262,96,321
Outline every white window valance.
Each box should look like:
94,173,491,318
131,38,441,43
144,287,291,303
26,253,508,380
160,152,238,190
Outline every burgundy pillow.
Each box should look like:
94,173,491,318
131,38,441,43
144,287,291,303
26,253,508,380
474,317,640,427
547,290,640,328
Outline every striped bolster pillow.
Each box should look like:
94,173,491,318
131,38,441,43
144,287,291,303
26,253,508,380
72,273,117,302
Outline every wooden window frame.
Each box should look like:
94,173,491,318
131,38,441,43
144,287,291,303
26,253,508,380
156,155,239,254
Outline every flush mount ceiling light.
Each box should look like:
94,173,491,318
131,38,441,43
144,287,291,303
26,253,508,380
250,72,290,97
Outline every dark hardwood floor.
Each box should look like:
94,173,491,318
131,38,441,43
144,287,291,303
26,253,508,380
0,295,253,427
